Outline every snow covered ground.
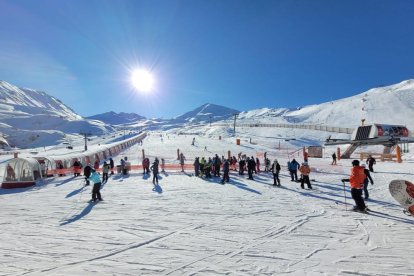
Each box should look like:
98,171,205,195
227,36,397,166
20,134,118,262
1,132,414,275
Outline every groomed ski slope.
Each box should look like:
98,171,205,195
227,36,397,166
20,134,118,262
1,133,413,275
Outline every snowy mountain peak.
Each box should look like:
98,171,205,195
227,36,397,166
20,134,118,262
173,103,240,123
0,80,80,120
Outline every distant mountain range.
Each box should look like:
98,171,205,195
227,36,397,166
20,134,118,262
86,111,146,125
1,79,414,148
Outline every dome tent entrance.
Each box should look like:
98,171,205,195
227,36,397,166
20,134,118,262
2,158,43,189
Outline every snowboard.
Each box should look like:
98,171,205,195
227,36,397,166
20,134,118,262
389,180,414,215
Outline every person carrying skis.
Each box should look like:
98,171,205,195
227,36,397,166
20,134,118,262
299,162,312,189
221,159,230,184
342,160,367,212
150,158,159,184
331,152,337,165
361,164,374,199
366,155,376,172
88,170,103,202
271,159,281,186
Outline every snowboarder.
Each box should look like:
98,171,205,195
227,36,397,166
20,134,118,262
361,164,374,199
331,152,337,165
342,160,367,212
271,159,281,186
366,155,376,172
299,162,312,189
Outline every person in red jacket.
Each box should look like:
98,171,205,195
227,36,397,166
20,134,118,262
342,160,367,212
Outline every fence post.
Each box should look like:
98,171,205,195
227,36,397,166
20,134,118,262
396,145,402,163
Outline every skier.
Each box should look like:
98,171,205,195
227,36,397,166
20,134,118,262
83,163,93,186
251,156,256,174
265,158,271,172
342,160,367,212
94,159,100,172
221,159,230,184
88,170,103,202
192,137,195,146
239,158,245,175
299,162,312,189
161,158,166,173
150,158,159,184
142,157,150,175
288,159,300,182
331,152,337,165
193,157,200,177
256,158,261,173
199,157,206,177
180,153,186,172
247,157,254,180
271,159,281,186
361,164,374,199
109,158,114,175
102,161,110,183
213,154,221,177
73,160,82,177
120,158,126,175
366,155,376,172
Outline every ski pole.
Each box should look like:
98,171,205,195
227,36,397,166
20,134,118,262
341,180,347,211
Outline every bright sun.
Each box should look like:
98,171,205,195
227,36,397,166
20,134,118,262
131,69,154,92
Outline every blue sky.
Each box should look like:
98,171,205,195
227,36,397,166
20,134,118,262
0,0,414,118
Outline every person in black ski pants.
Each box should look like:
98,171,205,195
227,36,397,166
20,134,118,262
150,158,159,184
271,159,281,186
221,159,230,184
366,155,376,172
247,157,254,180
83,164,93,186
109,158,114,175
361,164,374,199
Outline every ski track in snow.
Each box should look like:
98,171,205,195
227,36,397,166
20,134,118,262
1,134,414,275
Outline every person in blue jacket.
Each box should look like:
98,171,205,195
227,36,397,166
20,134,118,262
88,171,103,202
288,159,300,181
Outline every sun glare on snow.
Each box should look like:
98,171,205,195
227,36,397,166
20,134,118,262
131,69,155,92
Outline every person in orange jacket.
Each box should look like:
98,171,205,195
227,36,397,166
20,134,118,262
299,162,312,189
342,160,367,212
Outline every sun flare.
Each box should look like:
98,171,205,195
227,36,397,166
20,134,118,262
131,69,154,92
